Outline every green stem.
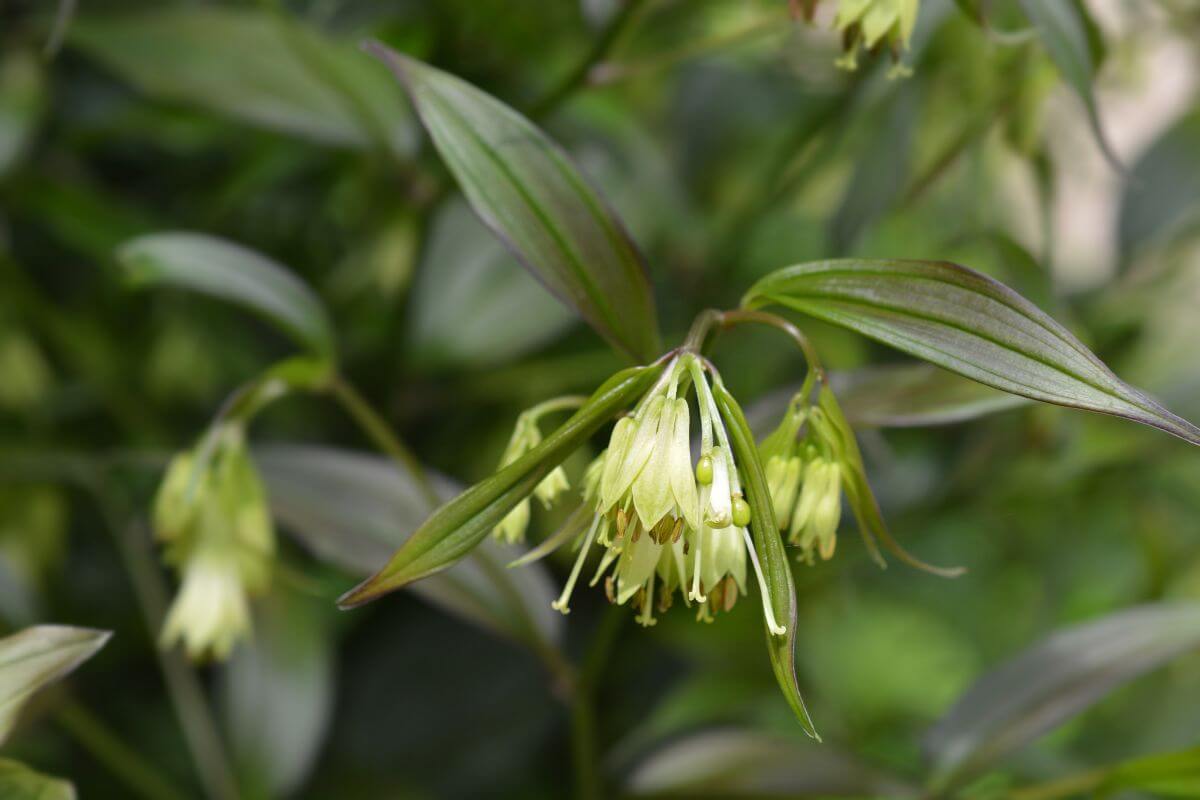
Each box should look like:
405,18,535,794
1005,769,1106,800
719,309,825,382
56,700,187,800
526,395,589,421
329,376,440,509
529,0,648,119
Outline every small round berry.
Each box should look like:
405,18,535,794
731,495,751,527
695,455,714,485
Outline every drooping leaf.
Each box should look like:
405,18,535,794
712,382,818,738
338,363,663,607
0,626,111,744
70,8,413,155
625,728,914,796
221,589,335,797
1119,110,1200,261
1016,0,1120,170
832,363,1027,428
407,200,576,368
0,759,75,800
363,42,661,362
924,603,1200,789
117,232,336,361
743,259,1200,446
256,444,563,650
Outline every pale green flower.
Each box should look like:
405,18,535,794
492,410,571,544
832,0,919,75
155,423,274,660
791,457,842,563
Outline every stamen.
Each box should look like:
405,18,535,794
638,571,657,626
723,576,738,612
670,518,684,543
551,515,601,615
604,575,616,603
590,546,620,587
743,528,786,636
689,526,706,602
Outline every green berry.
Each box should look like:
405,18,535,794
731,495,751,527
695,455,714,485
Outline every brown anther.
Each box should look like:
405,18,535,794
670,518,684,543
633,587,646,613
723,577,738,612
604,575,616,603
657,584,673,613
709,581,725,614
616,508,628,540
631,523,641,543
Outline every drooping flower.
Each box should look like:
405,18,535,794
547,354,786,634
154,422,274,660
492,410,571,544
833,0,920,75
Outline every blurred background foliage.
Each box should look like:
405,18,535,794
1,0,1199,797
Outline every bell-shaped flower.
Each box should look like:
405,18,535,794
832,0,920,74
791,457,842,562
492,411,571,543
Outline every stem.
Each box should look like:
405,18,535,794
718,309,825,382
329,376,440,509
529,0,648,119
56,700,187,800
682,308,724,353
1005,769,1106,800
526,395,590,422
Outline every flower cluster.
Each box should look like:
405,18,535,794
792,0,920,77
759,394,845,564
154,422,274,660
492,409,570,544
539,354,785,633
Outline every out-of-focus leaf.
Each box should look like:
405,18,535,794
70,8,413,155
0,626,110,744
117,232,336,361
832,363,1027,428
1016,0,1119,169
1099,746,1200,798
0,759,75,800
743,259,1200,446
924,603,1200,789
1119,110,1200,260
624,728,913,796
222,590,335,797
256,445,563,650
713,382,817,738
407,200,575,368
0,52,45,178
364,42,661,362
338,364,662,607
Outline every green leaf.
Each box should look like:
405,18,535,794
1119,110,1200,260
1101,746,1200,798
743,259,1200,446
363,42,661,362
338,363,663,607
924,603,1200,790
69,8,413,155
1017,0,1120,170
832,363,1027,428
0,626,111,744
117,232,336,361
256,444,564,650
712,381,818,738
0,759,75,800
0,51,46,179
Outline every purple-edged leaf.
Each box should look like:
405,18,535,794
744,259,1200,446
363,42,660,362
0,626,111,745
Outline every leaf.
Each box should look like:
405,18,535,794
1101,746,1200,798
363,42,661,362
712,382,818,738
1119,110,1200,260
338,363,663,607
0,759,75,800
117,232,336,361
831,363,1028,428
1016,0,1120,170
221,589,335,797
625,728,914,797
69,7,413,155
924,603,1200,789
406,199,576,368
0,625,111,744
743,259,1200,446
255,444,563,650
0,51,46,178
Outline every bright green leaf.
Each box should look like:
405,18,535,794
70,8,413,155
743,259,1200,446
338,363,663,607
0,759,75,800
0,626,110,745
364,42,661,362
117,232,336,361
712,381,818,738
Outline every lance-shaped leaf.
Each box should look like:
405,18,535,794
118,232,336,361
924,603,1200,790
0,626,111,744
339,364,663,607
257,445,564,651
831,363,1027,428
712,382,818,739
0,759,76,800
743,259,1200,446
363,42,661,363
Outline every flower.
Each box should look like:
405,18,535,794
547,354,786,634
492,411,571,544
154,422,274,660
808,0,919,76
